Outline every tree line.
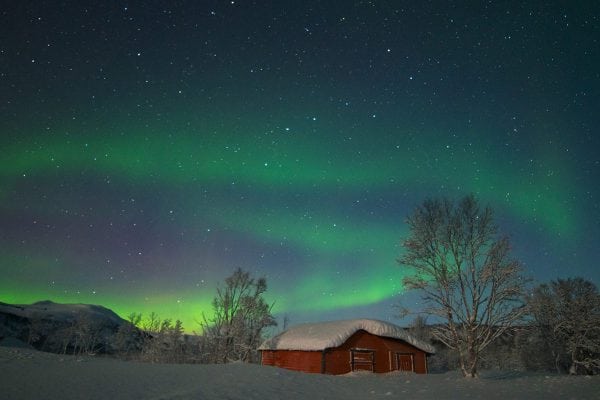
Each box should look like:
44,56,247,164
23,268,276,364
399,194,600,377
110,268,276,364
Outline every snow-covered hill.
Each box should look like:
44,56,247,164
0,300,125,325
0,301,139,354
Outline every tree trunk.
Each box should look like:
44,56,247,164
460,349,479,378
459,333,479,378
569,348,578,375
467,349,479,378
553,351,562,374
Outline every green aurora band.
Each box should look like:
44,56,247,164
3,130,575,230
0,128,580,330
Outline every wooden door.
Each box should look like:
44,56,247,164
351,349,375,372
396,353,414,372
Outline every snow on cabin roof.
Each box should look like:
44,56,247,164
259,318,435,354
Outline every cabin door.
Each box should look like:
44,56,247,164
350,349,375,372
396,353,414,372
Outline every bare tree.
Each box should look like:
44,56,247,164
202,268,276,363
399,194,528,377
408,315,430,343
127,312,142,327
529,278,600,375
157,319,185,363
142,312,161,333
282,314,290,331
43,312,104,355
139,315,187,363
114,319,143,357
71,312,102,355
27,319,50,347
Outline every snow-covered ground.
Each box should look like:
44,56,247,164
1,346,598,400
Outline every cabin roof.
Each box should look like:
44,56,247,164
259,318,435,353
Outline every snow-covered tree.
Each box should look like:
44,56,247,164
139,316,186,363
529,277,600,374
398,194,528,378
202,268,276,363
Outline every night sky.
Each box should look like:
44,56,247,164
2,1,599,331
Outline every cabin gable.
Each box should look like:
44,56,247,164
323,330,428,374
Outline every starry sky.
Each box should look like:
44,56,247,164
1,1,599,331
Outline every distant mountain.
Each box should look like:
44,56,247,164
0,300,142,354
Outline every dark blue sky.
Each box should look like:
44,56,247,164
1,1,599,330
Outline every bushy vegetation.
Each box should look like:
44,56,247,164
111,268,276,364
397,194,600,377
4,268,275,365
409,277,600,376
528,277,600,374
199,268,276,363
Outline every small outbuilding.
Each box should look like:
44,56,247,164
259,318,435,374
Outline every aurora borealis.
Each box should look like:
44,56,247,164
1,1,599,331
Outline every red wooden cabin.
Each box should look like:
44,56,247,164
259,319,435,374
